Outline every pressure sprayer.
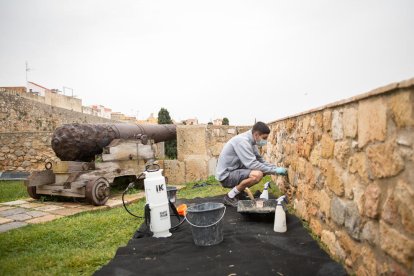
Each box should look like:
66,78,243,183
143,168,172,237
274,195,289,233
122,164,185,238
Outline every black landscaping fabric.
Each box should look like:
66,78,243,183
96,196,347,276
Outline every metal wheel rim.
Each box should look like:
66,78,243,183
93,180,110,201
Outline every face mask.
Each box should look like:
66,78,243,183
257,139,267,147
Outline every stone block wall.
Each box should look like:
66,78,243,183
0,92,114,133
264,78,414,275
1,88,83,113
162,125,250,184
0,132,58,171
0,92,116,171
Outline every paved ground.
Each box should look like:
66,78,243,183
0,192,146,233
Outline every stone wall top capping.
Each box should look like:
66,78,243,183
268,77,413,124
0,93,118,133
397,77,414,89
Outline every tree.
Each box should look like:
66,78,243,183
158,108,173,124
157,108,177,159
222,117,229,125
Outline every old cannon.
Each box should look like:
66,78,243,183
25,123,176,205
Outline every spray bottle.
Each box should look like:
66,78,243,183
259,181,271,200
274,195,288,233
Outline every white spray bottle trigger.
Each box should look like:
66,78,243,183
276,195,287,205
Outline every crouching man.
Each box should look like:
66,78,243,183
215,121,287,207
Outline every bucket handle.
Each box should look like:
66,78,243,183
185,206,226,228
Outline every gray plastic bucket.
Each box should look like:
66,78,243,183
167,186,177,203
185,202,226,246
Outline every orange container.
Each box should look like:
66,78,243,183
177,204,188,216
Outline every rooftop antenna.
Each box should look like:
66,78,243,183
25,61,32,83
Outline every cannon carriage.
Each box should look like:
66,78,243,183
25,123,176,205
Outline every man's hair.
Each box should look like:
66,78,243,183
252,121,270,135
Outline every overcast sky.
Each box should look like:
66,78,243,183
0,0,413,125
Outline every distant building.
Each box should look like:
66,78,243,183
104,108,112,119
24,82,83,112
83,106,98,116
1,82,82,112
111,112,125,121
0,86,27,94
91,105,112,119
184,118,198,125
27,81,49,96
111,112,138,123
137,113,158,125
125,116,137,123
112,112,160,124
147,113,157,124
213,118,223,126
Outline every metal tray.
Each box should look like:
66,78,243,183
237,199,278,213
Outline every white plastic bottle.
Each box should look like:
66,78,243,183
144,169,172,238
274,195,287,233
259,181,270,200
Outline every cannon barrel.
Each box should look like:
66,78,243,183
51,123,176,161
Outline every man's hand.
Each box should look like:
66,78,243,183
274,167,288,175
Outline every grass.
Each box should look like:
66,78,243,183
0,176,279,275
0,179,141,204
301,220,329,253
0,201,147,276
177,175,281,199
0,180,28,203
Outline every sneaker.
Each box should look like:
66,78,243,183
235,191,248,200
223,195,239,207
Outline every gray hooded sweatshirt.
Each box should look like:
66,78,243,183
215,129,277,181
